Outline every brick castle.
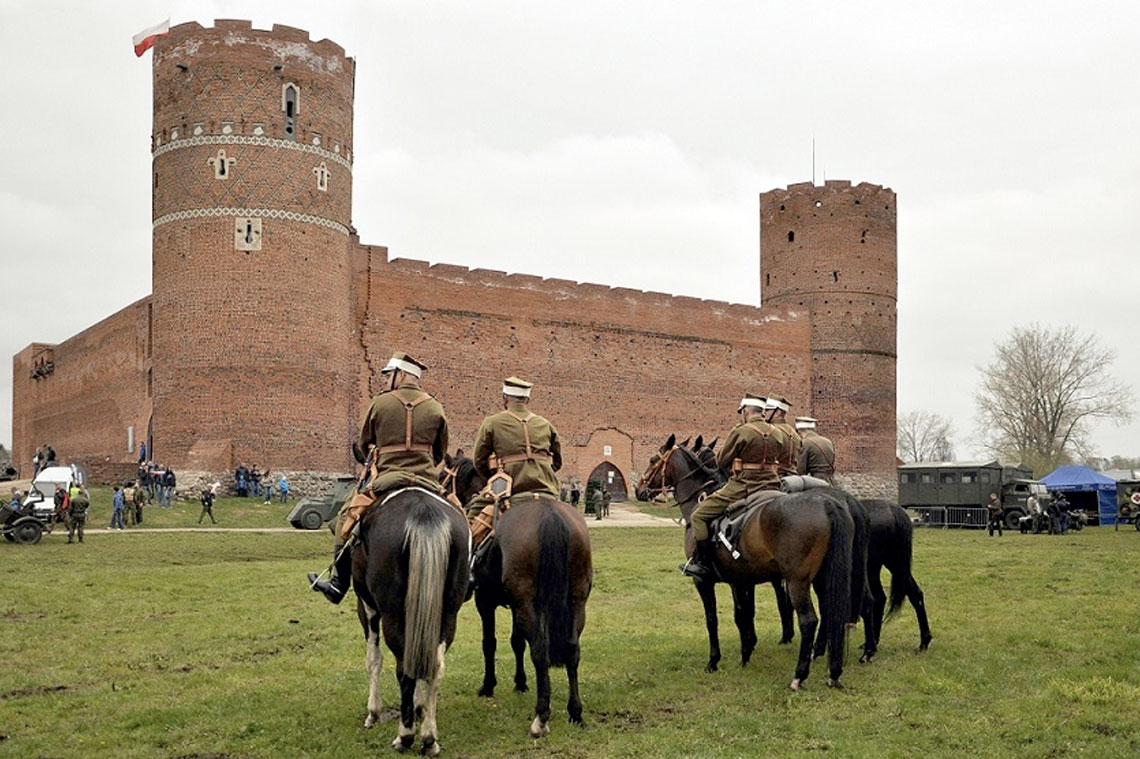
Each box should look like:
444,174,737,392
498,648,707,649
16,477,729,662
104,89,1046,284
11,21,898,497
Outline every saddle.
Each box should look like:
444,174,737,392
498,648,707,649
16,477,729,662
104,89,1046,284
710,475,830,559
711,489,783,560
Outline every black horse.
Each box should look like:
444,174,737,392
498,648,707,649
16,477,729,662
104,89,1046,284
860,499,933,657
658,438,854,689
451,456,593,738
353,488,470,755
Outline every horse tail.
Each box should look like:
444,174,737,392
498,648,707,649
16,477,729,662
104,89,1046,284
846,494,870,625
820,495,853,672
535,505,574,667
402,501,450,681
886,503,914,620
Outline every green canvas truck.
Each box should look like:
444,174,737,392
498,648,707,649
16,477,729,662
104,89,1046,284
898,460,1048,529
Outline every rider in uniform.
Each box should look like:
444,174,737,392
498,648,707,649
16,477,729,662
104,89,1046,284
794,416,836,484
307,352,449,604
764,395,801,477
681,394,787,579
468,377,562,546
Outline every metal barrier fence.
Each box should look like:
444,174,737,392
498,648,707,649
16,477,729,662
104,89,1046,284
912,505,988,529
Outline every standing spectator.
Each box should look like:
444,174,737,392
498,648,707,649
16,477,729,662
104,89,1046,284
235,464,249,498
68,485,89,543
110,486,126,531
54,483,68,524
44,444,56,468
262,472,274,504
162,468,177,508
250,466,262,499
277,474,290,503
131,480,146,525
138,441,147,464
986,492,1004,537
32,447,43,476
198,486,217,525
570,483,581,509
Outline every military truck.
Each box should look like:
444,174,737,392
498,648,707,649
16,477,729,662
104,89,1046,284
898,460,1049,529
286,476,356,530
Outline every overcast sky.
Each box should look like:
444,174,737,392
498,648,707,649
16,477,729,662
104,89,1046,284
2,0,1138,461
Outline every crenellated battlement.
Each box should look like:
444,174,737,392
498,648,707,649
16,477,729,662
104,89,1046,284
382,255,797,320
162,20,350,64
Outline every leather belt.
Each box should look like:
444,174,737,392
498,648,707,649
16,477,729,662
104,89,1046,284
378,443,432,454
498,451,553,465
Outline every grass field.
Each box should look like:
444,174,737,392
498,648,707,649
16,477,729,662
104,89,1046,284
3,525,1139,758
63,486,303,530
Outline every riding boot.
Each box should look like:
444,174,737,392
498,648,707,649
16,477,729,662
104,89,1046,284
307,540,353,604
680,539,715,579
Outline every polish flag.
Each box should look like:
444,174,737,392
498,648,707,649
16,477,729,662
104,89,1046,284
132,19,170,57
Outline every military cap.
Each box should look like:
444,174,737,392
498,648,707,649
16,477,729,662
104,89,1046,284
738,394,766,412
381,351,425,378
502,376,533,398
766,395,791,412
794,416,818,430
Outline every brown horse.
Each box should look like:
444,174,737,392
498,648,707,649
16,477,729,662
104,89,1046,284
451,458,593,738
660,440,854,689
352,487,471,755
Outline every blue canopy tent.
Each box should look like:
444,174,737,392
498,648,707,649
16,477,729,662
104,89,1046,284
1041,466,1117,526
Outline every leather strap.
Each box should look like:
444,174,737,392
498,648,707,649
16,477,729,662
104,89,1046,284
500,410,545,465
807,437,836,471
378,389,433,455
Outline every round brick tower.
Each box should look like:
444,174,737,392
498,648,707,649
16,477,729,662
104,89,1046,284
760,180,897,491
150,21,356,474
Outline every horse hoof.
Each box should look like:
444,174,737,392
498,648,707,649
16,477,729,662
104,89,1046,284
477,685,495,698
529,717,551,739
790,679,802,691
827,678,844,689
392,735,414,752
570,716,586,729
515,682,529,693
859,652,875,664
420,738,441,756
364,713,378,729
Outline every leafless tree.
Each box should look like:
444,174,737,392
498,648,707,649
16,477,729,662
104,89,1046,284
975,324,1134,476
897,411,956,463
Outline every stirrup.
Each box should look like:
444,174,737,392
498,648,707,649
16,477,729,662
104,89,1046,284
679,558,711,579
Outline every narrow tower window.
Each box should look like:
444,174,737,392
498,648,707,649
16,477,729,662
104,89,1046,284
282,83,299,141
787,231,795,243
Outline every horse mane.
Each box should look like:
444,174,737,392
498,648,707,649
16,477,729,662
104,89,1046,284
671,446,726,488
453,455,487,504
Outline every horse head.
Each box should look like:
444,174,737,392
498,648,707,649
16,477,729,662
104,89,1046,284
451,455,487,507
660,445,725,524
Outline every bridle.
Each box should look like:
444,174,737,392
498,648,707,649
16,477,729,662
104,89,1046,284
637,446,677,496
663,447,721,510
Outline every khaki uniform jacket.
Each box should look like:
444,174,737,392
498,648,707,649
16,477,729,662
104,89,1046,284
715,418,787,491
796,431,836,480
473,402,562,498
359,380,448,490
772,420,801,477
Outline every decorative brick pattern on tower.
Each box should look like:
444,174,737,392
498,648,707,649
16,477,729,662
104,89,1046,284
10,21,898,499
760,180,898,495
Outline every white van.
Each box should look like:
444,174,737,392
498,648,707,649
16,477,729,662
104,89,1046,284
22,465,85,519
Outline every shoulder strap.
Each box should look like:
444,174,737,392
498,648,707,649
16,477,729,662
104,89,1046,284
505,410,537,458
807,437,836,470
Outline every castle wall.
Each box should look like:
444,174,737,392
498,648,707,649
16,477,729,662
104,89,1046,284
356,246,814,489
11,299,152,481
760,180,897,489
149,21,358,475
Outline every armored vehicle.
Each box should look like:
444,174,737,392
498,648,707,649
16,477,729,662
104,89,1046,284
1115,480,1140,530
287,476,356,530
898,460,1048,529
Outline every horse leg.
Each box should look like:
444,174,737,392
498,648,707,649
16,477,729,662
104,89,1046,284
908,576,933,651
695,579,721,673
566,602,586,727
417,643,446,757
510,610,529,693
361,602,384,727
730,583,757,667
392,672,417,752
515,604,551,739
787,578,818,691
773,579,794,644
475,591,498,697
812,613,828,661
861,567,886,663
